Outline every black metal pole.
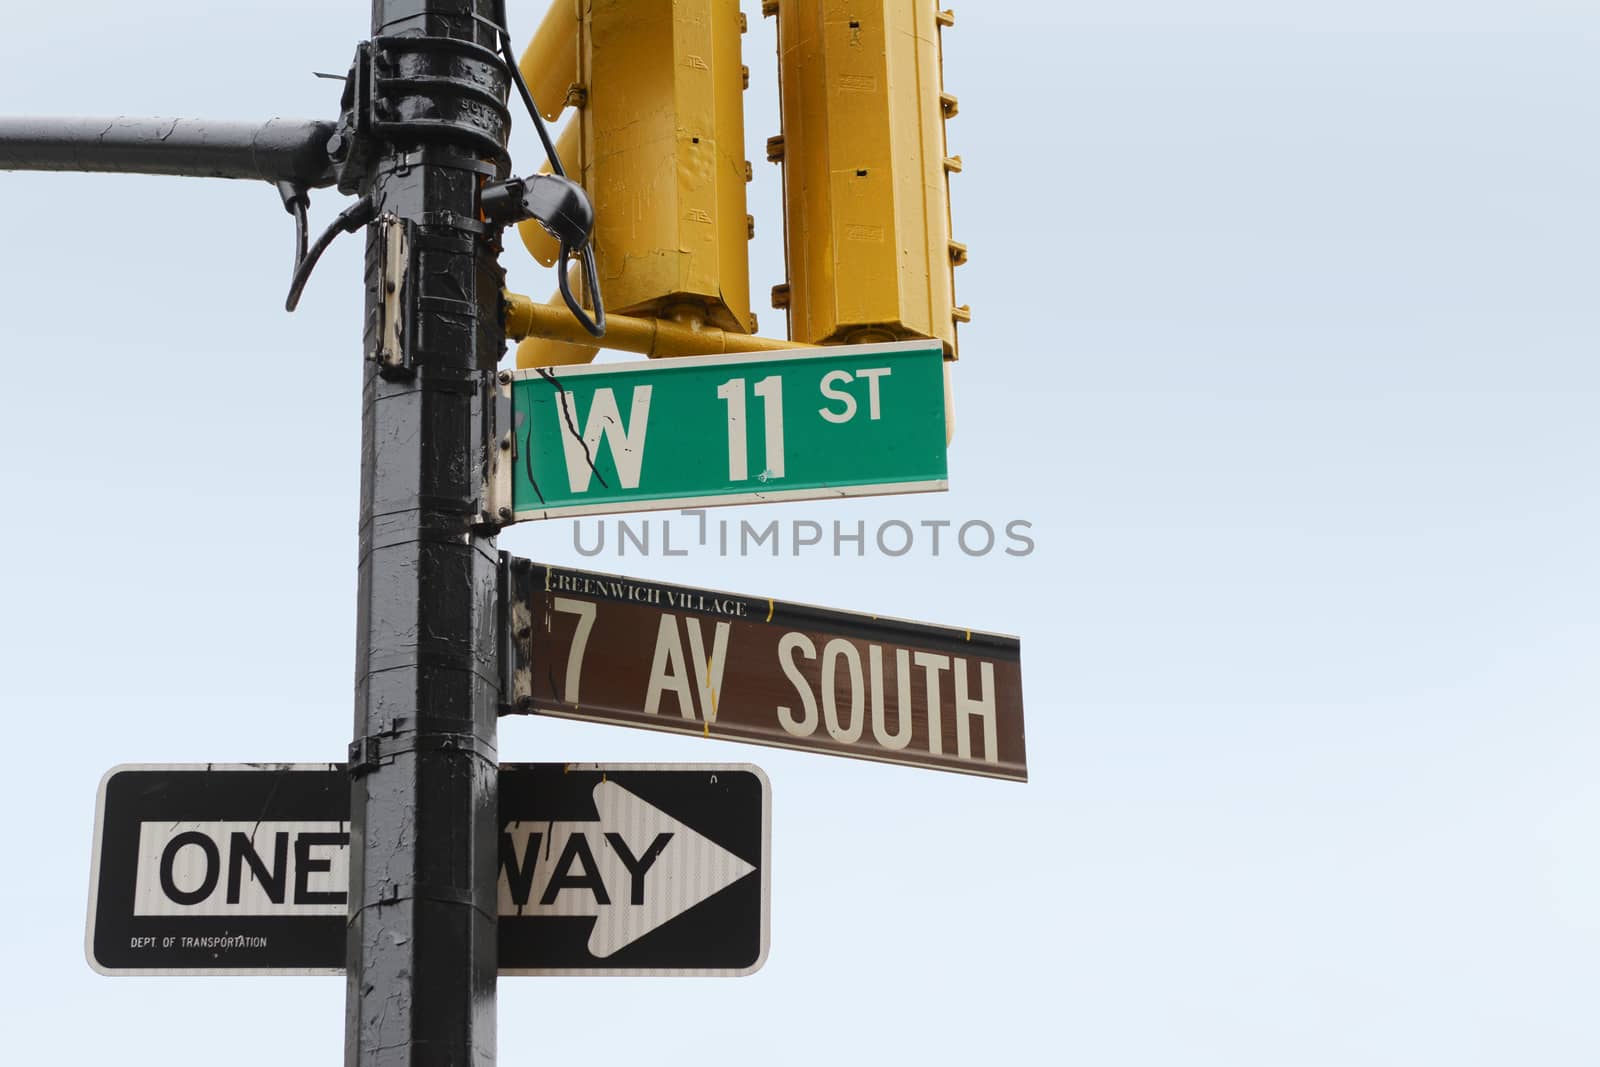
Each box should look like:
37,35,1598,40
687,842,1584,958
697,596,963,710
0,116,335,186
346,2,510,1064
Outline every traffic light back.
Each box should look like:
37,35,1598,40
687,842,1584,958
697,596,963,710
518,0,754,339
767,1,966,356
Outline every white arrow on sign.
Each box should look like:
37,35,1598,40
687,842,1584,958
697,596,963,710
499,780,756,957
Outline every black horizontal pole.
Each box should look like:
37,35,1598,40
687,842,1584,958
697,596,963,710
0,116,335,187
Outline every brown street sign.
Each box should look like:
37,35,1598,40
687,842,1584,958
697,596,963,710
506,561,1027,782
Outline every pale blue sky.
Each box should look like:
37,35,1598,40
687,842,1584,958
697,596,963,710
0,2,1596,1064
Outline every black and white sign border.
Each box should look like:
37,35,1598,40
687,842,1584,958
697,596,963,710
86,763,771,978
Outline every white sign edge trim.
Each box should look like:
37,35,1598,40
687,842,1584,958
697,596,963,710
530,706,1028,783
511,478,950,522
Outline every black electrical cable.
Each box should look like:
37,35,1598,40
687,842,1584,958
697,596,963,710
568,248,607,337
492,10,567,179
276,180,310,293
291,199,309,267
559,241,605,336
491,1,606,338
286,196,376,312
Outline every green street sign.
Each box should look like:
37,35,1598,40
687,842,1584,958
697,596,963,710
497,340,949,522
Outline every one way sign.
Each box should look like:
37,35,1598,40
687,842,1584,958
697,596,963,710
88,764,769,976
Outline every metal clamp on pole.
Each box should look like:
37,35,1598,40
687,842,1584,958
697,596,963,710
348,731,499,779
500,555,535,716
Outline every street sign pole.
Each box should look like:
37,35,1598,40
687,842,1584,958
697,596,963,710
347,2,508,1063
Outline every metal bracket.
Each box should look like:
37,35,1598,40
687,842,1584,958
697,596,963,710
347,735,384,777
483,370,516,529
416,210,487,235
330,37,511,195
329,42,376,196
368,34,511,177
499,555,536,716
373,214,412,377
394,148,499,180
349,727,498,779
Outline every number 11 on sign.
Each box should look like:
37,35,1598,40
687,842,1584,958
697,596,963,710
717,375,786,482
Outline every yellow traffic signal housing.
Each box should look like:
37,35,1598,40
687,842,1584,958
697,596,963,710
766,1,965,355
517,0,754,369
